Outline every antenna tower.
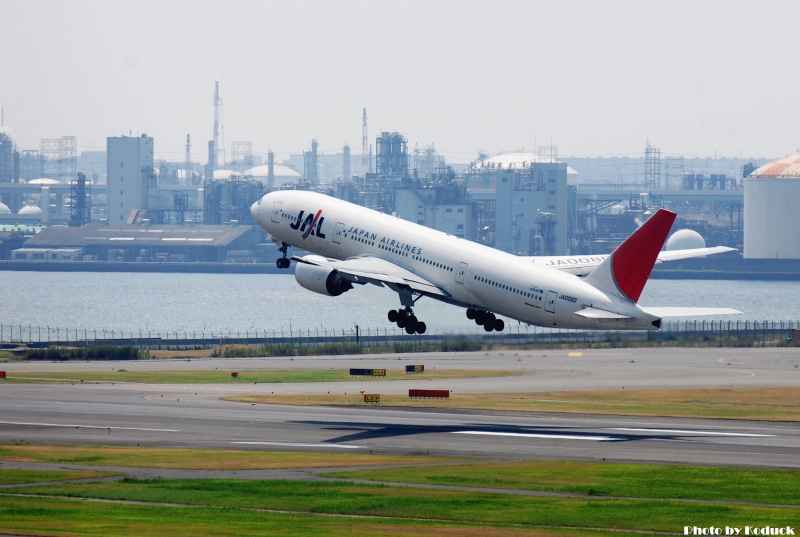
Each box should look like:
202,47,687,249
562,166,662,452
185,135,191,185
213,78,226,169
361,108,368,169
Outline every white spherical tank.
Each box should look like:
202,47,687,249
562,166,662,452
0,202,10,215
18,205,42,215
666,229,706,251
744,153,800,259
245,165,302,186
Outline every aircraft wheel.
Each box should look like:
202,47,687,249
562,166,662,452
494,319,505,332
474,312,485,325
397,317,406,328
485,312,496,324
483,322,494,332
405,325,416,335
275,258,285,269
415,322,426,335
466,308,476,320
407,315,417,326
388,310,398,323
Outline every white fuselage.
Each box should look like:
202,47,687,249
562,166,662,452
251,191,659,330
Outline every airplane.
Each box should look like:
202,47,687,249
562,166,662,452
251,190,739,334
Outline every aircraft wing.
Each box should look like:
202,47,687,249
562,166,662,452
292,255,449,298
526,246,736,277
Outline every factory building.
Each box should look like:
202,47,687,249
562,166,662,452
395,182,479,241
107,135,155,223
744,153,800,259
21,223,266,263
467,153,572,255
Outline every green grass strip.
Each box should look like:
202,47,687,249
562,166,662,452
323,461,800,505
8,478,799,534
0,445,457,470
0,494,590,537
4,368,519,384
0,469,117,485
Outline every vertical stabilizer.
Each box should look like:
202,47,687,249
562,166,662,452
584,209,676,302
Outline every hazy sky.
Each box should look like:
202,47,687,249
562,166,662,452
2,0,798,163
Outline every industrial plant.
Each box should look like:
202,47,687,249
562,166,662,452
0,79,786,269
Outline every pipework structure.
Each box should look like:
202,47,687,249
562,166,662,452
185,135,192,186
343,143,351,180
361,108,368,168
231,141,254,172
644,141,661,190
213,78,225,170
304,139,319,183
69,172,91,226
376,132,408,178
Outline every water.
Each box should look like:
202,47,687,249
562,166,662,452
2,271,800,335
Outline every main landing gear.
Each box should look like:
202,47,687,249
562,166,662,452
466,308,505,332
388,308,427,335
276,242,290,269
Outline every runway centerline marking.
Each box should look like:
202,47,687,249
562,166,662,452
0,421,178,432
607,428,775,437
453,431,623,442
232,442,363,449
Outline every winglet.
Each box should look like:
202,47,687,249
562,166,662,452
584,209,676,302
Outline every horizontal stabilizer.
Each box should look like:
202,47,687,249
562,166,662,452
656,246,736,262
574,308,631,320
640,307,742,317
526,246,735,277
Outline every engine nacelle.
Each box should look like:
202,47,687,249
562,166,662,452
295,262,353,297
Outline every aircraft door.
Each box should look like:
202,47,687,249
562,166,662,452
271,202,282,224
545,291,557,313
455,262,468,284
332,222,345,244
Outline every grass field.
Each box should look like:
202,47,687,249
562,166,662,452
2,447,798,536
0,468,118,485
0,445,458,470
0,494,610,537
324,461,800,505
228,386,800,421
4,368,522,384
3,477,798,536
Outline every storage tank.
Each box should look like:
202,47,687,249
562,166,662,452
18,205,42,215
744,153,800,258
245,165,302,187
666,229,706,251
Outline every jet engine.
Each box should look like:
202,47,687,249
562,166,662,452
295,262,353,297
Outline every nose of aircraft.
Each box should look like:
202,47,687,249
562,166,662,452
250,199,260,221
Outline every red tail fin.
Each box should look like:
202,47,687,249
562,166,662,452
584,208,676,302
612,209,676,301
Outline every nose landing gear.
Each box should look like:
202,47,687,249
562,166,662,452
276,242,290,269
388,308,426,334
466,308,505,332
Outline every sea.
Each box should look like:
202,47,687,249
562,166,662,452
2,271,799,336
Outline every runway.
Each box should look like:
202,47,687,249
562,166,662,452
1,348,799,469
0,385,798,469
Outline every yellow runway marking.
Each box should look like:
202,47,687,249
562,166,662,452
568,352,583,357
